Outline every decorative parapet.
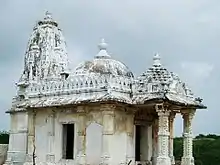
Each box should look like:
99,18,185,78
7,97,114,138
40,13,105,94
10,73,133,109
27,74,132,97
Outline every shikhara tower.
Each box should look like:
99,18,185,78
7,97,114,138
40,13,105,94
18,11,69,85
5,12,206,165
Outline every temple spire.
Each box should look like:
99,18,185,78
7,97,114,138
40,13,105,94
95,38,111,59
18,12,69,84
153,53,161,67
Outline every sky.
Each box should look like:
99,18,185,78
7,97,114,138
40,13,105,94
0,0,219,136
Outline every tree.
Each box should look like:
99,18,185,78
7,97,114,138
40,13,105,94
174,134,220,165
0,131,9,144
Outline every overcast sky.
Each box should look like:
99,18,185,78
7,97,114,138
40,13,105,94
0,0,219,136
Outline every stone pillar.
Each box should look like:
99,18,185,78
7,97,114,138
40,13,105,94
147,124,153,162
26,110,36,163
76,108,87,165
5,111,28,165
46,110,55,162
100,105,115,165
126,113,135,164
181,110,195,165
151,118,158,165
169,113,175,165
156,104,171,165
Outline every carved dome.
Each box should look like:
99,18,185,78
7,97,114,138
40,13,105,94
73,39,134,78
133,54,205,108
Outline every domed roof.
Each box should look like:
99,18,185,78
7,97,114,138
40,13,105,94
74,39,134,78
133,54,206,108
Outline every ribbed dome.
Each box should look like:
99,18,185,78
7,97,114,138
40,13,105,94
74,39,134,78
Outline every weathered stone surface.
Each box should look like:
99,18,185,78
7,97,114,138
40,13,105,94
0,144,8,165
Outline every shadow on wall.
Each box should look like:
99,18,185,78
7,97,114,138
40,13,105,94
0,144,8,165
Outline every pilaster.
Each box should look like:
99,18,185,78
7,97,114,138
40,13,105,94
26,110,36,163
126,113,135,164
181,110,195,165
76,107,87,165
155,103,171,165
151,118,158,165
5,110,28,165
147,124,153,162
100,105,115,165
169,112,175,165
46,110,56,162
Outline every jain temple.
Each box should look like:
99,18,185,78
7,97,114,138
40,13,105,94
5,12,206,165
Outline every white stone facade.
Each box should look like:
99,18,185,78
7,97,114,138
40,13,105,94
5,12,206,165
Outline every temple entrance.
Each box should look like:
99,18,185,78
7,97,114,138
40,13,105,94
135,125,149,162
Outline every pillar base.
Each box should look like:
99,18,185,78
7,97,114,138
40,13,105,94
76,154,86,165
170,156,175,165
156,156,171,165
46,154,55,162
100,154,111,165
25,154,33,162
181,156,194,165
151,156,157,165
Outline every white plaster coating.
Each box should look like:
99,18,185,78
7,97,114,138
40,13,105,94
5,12,207,165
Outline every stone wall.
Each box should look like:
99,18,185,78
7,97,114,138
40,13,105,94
0,144,8,165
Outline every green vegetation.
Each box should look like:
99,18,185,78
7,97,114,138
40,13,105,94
174,134,220,165
0,132,219,164
0,131,9,144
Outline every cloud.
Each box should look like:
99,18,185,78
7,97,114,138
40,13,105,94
0,0,220,135
180,61,214,85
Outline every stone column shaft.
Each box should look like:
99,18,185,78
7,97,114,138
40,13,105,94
6,111,28,164
126,113,135,164
169,113,175,165
76,112,87,165
100,107,115,165
151,119,158,165
26,111,36,162
181,111,195,165
46,111,55,162
156,104,171,165
147,124,153,162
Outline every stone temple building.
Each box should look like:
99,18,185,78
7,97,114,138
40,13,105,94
5,12,206,165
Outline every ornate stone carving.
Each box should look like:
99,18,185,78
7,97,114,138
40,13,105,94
169,112,176,165
181,110,195,165
155,103,171,165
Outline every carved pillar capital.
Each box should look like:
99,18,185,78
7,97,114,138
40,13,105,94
155,103,171,116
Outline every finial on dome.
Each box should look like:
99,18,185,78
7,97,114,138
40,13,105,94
44,11,52,20
98,38,108,50
153,53,161,66
95,38,111,59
